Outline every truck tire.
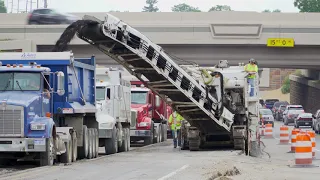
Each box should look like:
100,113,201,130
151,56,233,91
162,124,167,142
94,129,99,157
153,125,160,143
105,126,118,155
72,131,77,162
92,128,97,158
158,125,161,143
60,137,72,163
78,125,89,159
40,137,55,166
126,128,130,151
144,122,154,146
119,127,128,152
88,128,93,159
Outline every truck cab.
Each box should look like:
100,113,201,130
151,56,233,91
0,52,99,166
95,67,131,155
130,82,170,145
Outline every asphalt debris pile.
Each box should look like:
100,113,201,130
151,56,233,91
208,166,240,180
52,20,96,52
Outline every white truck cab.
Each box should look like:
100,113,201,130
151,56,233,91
95,67,131,154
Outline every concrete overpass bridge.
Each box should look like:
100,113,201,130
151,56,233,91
0,12,319,112
0,12,320,68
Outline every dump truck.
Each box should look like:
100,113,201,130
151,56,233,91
123,71,173,140
95,67,131,154
0,52,100,166
52,14,261,156
130,81,171,145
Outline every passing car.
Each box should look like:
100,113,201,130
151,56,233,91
259,108,274,127
283,105,304,125
27,8,80,25
275,104,286,121
264,99,279,110
295,113,313,128
312,109,320,133
272,101,289,118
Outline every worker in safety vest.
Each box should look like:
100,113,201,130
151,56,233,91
244,58,258,97
168,111,184,148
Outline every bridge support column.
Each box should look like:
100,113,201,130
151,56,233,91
301,69,320,80
290,73,320,114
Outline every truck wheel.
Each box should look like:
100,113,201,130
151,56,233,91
87,129,93,159
72,131,77,162
162,124,168,142
126,128,130,151
105,126,118,155
92,128,97,158
153,125,160,143
158,125,162,143
40,137,55,166
144,122,154,146
94,129,99,157
60,137,73,163
78,125,89,159
119,127,128,152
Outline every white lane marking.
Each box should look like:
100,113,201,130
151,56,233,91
315,149,320,152
157,164,189,180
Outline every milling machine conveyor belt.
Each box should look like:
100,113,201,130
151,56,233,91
52,14,232,132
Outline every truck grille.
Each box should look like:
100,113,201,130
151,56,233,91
0,105,24,137
130,110,137,129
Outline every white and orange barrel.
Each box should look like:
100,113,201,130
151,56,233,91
279,125,289,144
291,128,300,152
295,132,312,165
306,130,316,157
260,122,265,136
264,123,273,138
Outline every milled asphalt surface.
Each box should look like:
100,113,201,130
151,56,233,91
0,121,320,180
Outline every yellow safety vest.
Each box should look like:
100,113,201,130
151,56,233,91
245,64,258,79
168,112,184,130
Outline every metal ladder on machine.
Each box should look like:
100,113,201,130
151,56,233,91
77,14,233,133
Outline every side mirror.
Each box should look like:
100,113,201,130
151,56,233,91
57,71,65,96
155,95,161,107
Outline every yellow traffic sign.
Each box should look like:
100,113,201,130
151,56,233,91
267,38,294,47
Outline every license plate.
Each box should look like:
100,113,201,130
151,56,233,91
34,139,45,145
305,123,309,125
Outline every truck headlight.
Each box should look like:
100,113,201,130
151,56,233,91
30,123,46,131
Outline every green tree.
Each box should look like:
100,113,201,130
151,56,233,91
0,0,7,13
294,0,320,12
262,9,271,12
171,3,201,12
142,0,159,12
281,75,290,94
208,5,232,11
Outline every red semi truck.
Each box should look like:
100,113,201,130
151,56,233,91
130,80,173,145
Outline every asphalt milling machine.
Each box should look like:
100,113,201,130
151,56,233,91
52,14,261,157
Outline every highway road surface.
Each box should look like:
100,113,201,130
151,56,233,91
0,121,320,180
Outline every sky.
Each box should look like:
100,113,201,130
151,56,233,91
47,0,299,13
5,0,299,13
